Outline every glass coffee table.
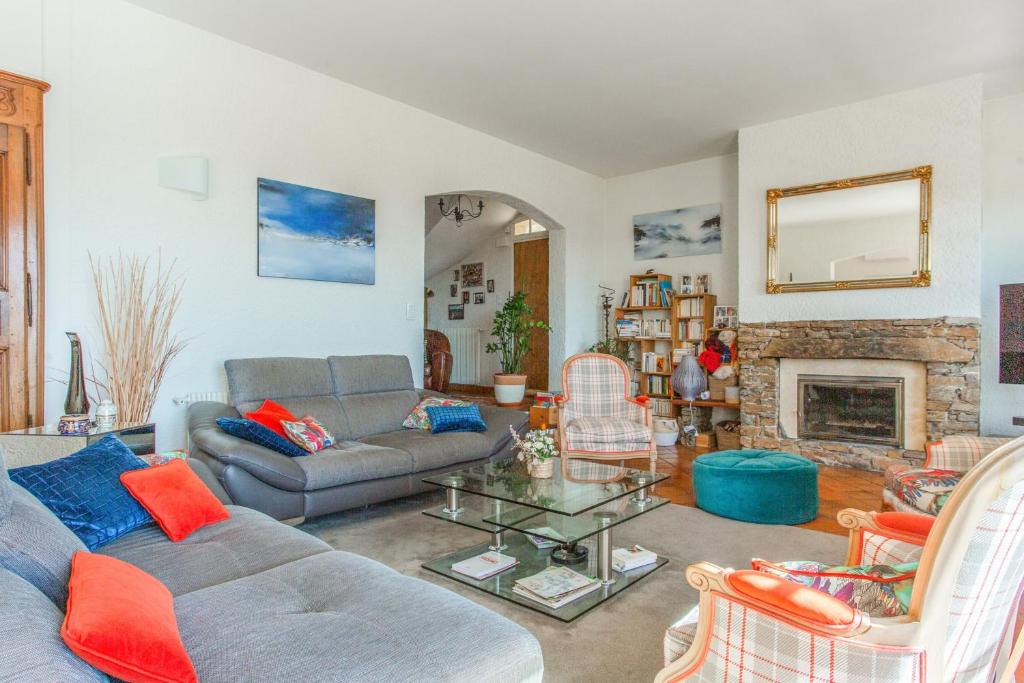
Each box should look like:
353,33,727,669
421,458,669,622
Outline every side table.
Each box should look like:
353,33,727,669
0,422,156,468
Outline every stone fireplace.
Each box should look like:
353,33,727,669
737,318,980,471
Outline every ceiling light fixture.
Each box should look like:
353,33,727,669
438,194,484,227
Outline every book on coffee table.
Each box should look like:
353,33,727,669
512,566,600,608
451,552,518,580
524,526,567,549
612,545,658,572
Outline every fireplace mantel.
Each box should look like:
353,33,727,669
737,317,980,471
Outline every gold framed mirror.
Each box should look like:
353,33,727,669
766,166,931,294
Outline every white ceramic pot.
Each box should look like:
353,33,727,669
493,373,527,407
529,459,554,479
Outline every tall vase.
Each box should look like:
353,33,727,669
64,332,90,416
671,354,707,401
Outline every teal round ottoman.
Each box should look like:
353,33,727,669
692,450,818,524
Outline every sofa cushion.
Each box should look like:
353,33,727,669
216,417,308,458
99,506,330,596
362,430,491,472
244,399,297,437
883,464,960,516
173,550,543,683
120,460,231,542
294,442,414,490
0,568,107,682
328,354,414,395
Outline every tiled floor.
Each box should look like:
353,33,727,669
450,390,885,536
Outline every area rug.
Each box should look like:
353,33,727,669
301,493,846,683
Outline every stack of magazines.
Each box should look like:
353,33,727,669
512,566,600,608
451,552,518,580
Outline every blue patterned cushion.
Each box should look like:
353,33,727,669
216,417,308,458
425,404,487,434
9,435,153,550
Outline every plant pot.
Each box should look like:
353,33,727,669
529,459,554,479
493,373,527,407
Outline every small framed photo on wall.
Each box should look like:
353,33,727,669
678,274,694,294
474,292,485,304
453,270,459,282
449,284,458,297
462,291,470,304
448,304,464,320
486,279,495,293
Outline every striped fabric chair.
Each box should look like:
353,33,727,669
884,435,1013,516
557,353,657,475
656,435,1024,683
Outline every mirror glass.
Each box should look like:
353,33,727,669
775,179,921,285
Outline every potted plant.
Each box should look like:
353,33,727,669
485,291,550,406
508,425,558,478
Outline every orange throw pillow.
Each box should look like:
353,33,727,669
726,569,856,626
244,399,296,437
62,552,198,683
121,460,230,542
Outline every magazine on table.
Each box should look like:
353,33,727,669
612,545,658,572
451,551,518,580
512,566,600,608
524,526,567,549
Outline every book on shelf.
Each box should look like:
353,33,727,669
676,297,705,317
512,566,601,609
615,313,641,337
650,397,674,417
630,278,670,308
640,318,671,338
640,352,668,373
645,375,669,396
679,319,705,341
612,545,658,572
451,551,518,580
524,526,567,549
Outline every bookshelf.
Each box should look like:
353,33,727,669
670,293,716,361
614,273,675,417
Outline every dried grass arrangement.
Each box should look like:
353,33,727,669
89,253,188,423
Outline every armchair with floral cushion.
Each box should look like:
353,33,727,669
557,353,657,475
884,434,1013,516
656,435,1024,683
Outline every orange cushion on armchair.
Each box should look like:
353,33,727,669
726,570,857,627
874,511,935,541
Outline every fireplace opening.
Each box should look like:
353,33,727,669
797,374,904,447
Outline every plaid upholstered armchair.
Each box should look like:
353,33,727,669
557,353,657,475
884,435,1013,516
656,435,1024,683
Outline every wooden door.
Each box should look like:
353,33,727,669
513,237,549,391
0,71,48,431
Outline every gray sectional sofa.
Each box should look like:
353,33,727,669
189,355,527,521
0,455,544,681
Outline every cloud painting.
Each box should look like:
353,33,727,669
258,178,375,284
633,203,722,260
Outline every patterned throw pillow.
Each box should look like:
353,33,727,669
403,397,472,430
9,435,153,550
425,404,488,434
281,416,335,454
753,559,917,617
215,417,307,458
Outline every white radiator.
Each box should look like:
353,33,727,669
441,328,482,385
172,391,230,406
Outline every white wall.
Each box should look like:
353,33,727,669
425,235,515,383
737,77,984,323
3,0,604,448
981,93,1024,437
601,154,739,333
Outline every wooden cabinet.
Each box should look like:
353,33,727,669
0,70,48,430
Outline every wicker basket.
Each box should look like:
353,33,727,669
714,422,741,451
708,375,738,401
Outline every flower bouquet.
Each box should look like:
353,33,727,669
509,426,559,478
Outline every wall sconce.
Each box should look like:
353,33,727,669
157,155,208,200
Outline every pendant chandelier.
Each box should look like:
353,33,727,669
438,194,484,227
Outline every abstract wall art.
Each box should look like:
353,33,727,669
633,203,722,260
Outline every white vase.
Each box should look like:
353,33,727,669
493,373,527,407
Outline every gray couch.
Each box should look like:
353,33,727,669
189,355,527,521
0,455,544,682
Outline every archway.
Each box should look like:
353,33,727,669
424,190,567,393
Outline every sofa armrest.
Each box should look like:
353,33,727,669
187,402,308,492
186,457,233,505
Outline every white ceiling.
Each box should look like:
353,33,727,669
424,195,518,279
127,0,1024,177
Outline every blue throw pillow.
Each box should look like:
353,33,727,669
425,404,488,434
9,434,153,550
216,417,308,458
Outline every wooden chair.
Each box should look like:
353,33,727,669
557,353,657,475
656,434,1024,683
423,329,453,394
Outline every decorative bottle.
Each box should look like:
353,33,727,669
64,332,91,416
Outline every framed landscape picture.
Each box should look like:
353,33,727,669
448,304,464,320
462,262,484,288
633,203,722,260
257,178,375,284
